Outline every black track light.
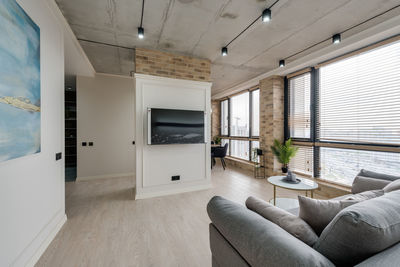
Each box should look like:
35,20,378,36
262,8,271,22
279,59,285,68
221,47,228,56
332,33,341,44
138,27,144,39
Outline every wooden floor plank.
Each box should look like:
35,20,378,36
36,166,298,267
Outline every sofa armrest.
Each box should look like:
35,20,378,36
207,196,334,267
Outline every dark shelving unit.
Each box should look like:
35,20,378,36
65,86,77,182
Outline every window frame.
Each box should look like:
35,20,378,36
285,38,400,185
219,88,260,162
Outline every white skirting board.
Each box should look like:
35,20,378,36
77,172,135,182
14,212,67,267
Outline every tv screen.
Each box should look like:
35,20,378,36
149,108,205,145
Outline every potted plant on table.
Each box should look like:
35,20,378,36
270,139,298,180
213,136,221,145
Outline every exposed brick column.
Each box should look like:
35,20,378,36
211,100,220,139
259,75,285,176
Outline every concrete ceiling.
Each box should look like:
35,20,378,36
55,0,400,94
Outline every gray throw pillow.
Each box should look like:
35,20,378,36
357,169,400,181
344,189,384,201
314,190,400,266
383,179,400,193
246,196,318,246
298,196,356,235
352,175,391,194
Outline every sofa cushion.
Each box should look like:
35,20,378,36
298,196,356,235
246,196,318,246
207,196,335,267
352,175,390,194
357,169,400,181
343,190,384,201
314,190,400,266
383,179,400,193
299,190,384,235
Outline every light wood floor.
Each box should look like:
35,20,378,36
36,165,297,267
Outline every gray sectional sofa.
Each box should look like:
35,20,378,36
207,170,400,267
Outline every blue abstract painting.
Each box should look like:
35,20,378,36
0,0,40,162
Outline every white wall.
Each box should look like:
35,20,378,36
0,0,65,266
77,74,135,180
135,74,212,199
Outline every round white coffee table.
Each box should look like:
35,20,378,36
267,176,318,210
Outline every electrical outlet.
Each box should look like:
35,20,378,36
171,175,180,181
82,142,87,146
55,152,62,161
89,142,93,146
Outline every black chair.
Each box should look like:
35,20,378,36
211,143,228,170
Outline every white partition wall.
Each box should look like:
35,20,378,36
135,74,212,199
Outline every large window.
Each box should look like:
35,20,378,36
251,90,260,136
219,89,259,161
288,73,311,139
287,40,400,186
230,92,249,137
221,100,229,136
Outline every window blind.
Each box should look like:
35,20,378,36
221,100,229,135
288,73,311,139
320,147,400,185
289,146,313,176
319,41,400,145
230,92,249,137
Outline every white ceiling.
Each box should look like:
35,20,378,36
55,0,400,94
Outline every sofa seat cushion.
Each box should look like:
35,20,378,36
246,196,318,246
314,190,400,266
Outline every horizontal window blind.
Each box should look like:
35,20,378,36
319,41,400,145
221,100,229,135
230,139,249,160
230,92,250,137
289,146,313,176
288,73,311,139
251,90,260,136
320,147,400,185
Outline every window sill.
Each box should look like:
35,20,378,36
314,178,352,193
225,156,255,166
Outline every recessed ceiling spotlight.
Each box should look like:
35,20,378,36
221,47,228,56
279,59,285,68
332,33,341,44
138,27,144,39
262,8,271,22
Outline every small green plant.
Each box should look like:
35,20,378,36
270,139,298,168
213,136,221,145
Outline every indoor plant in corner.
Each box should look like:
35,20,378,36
270,139,298,182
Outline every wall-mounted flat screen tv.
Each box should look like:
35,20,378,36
148,108,205,145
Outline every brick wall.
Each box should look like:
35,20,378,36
211,100,220,140
259,75,285,177
135,48,211,82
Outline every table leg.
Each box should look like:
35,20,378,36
273,186,276,206
306,191,308,197
311,190,314,198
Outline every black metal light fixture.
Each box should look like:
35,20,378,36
221,47,228,56
279,59,285,67
138,27,144,39
138,0,145,39
332,33,341,44
262,8,271,22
